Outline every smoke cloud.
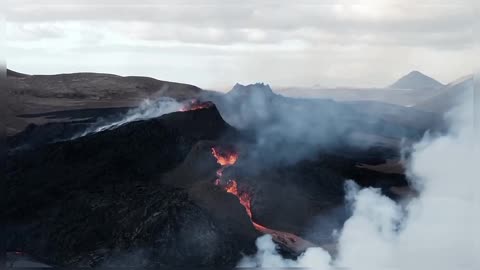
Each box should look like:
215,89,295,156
76,97,183,137
238,234,332,268
238,85,479,269
209,83,412,166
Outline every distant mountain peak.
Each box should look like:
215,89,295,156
390,71,443,90
408,70,423,76
229,82,275,97
232,82,273,91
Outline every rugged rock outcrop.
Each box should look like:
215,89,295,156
5,106,256,267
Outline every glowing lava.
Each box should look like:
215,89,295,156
229,187,317,253
221,179,289,239
210,146,259,223
210,146,251,217
211,145,317,253
224,179,253,219
211,146,238,182
181,100,214,111
211,147,238,166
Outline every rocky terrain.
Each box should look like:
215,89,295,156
4,69,467,267
5,102,412,267
5,106,256,267
6,69,201,135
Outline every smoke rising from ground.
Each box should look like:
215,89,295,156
238,88,479,269
210,83,412,166
77,97,183,137
238,234,332,268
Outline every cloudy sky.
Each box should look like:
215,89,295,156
5,0,478,90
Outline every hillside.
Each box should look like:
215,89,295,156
390,70,444,90
6,69,202,134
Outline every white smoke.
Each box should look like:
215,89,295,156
238,87,479,269
77,97,184,137
238,234,332,269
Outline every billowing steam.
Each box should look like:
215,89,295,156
238,234,332,268
76,97,183,137
238,88,479,269
214,83,357,164
208,83,418,166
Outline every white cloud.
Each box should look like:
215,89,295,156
5,0,477,88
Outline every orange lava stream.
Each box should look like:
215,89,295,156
210,146,316,253
211,147,238,166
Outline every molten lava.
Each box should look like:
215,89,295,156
181,100,214,111
211,147,238,167
211,145,318,254
211,146,238,183
224,179,253,219
210,146,257,222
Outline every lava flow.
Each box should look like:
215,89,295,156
210,146,253,219
212,147,238,166
211,146,316,253
211,146,238,181
181,100,214,111
223,179,253,219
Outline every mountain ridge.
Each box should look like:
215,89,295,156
390,70,444,90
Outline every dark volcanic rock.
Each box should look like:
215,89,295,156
6,106,235,217
4,106,256,267
162,141,220,188
4,87,418,267
5,184,256,267
7,69,29,78
8,121,93,150
219,144,407,245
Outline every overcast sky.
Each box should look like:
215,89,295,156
5,0,478,90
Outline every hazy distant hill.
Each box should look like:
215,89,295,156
6,69,202,134
6,68,467,136
7,69,201,101
277,71,463,109
390,70,444,90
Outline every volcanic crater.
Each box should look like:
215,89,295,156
5,100,411,267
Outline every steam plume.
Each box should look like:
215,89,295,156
77,97,183,137
238,84,479,269
211,83,422,166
